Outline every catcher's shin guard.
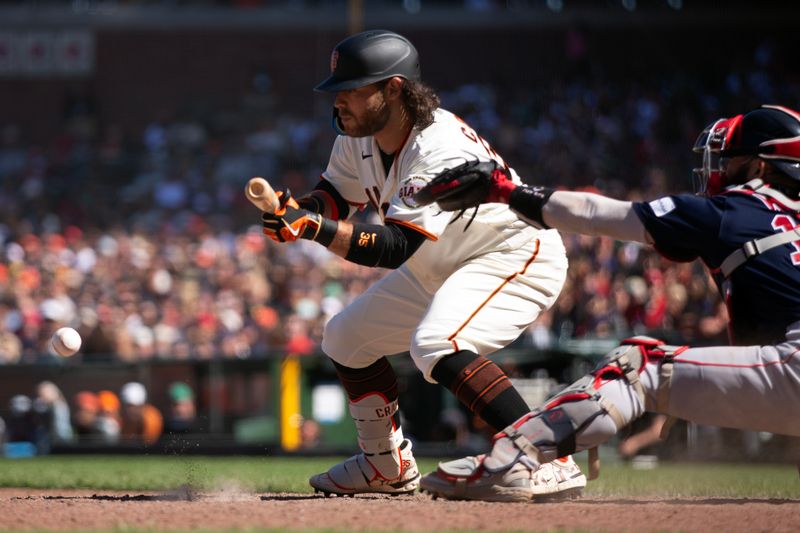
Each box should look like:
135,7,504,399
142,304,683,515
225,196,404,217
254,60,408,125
309,393,420,496
420,337,684,502
487,336,684,473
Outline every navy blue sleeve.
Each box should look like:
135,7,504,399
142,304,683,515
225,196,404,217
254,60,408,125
632,194,724,262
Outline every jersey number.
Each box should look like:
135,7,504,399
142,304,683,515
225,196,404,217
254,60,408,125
771,214,800,266
457,117,508,168
357,231,376,248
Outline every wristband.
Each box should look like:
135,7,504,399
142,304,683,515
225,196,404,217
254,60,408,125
508,185,555,229
311,217,338,247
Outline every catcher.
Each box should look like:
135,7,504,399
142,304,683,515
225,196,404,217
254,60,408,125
413,105,800,501
260,29,586,500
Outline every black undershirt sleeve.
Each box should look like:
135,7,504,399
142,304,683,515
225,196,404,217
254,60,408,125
345,222,427,269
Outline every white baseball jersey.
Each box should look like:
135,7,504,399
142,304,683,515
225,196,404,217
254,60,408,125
320,108,568,381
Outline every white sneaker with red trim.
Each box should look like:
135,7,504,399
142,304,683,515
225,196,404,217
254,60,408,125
309,438,420,497
529,456,587,500
419,455,585,502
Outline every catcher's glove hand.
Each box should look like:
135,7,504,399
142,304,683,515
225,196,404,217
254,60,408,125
262,189,324,243
413,159,516,213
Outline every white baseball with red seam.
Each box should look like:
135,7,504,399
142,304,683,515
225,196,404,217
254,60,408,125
50,327,82,357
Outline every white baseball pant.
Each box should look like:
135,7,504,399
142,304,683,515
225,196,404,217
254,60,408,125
321,229,568,382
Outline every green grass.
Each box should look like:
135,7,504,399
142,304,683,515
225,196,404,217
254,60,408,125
582,461,799,499
0,455,797,499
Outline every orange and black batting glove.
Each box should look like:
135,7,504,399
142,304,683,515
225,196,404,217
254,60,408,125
262,189,337,245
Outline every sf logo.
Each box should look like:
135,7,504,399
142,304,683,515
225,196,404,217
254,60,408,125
771,215,800,266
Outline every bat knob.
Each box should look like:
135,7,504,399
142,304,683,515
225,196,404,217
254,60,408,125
248,179,266,197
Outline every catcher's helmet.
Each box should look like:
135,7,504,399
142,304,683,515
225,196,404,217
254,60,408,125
693,105,800,195
315,30,420,93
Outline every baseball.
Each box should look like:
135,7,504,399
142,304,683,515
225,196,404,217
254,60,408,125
50,327,82,357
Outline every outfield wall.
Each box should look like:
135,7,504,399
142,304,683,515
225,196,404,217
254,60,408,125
0,350,796,463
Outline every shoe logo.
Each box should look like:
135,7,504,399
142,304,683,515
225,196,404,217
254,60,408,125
361,151,373,160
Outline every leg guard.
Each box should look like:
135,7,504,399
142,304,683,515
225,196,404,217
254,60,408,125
350,393,405,479
419,337,686,502
486,336,685,473
309,393,420,495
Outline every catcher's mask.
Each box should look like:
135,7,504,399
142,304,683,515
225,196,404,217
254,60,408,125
693,105,800,196
314,29,420,135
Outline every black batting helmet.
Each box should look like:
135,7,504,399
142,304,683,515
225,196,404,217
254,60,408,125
315,30,420,93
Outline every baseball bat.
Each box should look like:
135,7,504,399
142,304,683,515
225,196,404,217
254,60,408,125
245,177,280,213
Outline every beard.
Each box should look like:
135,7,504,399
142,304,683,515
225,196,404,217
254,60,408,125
340,97,391,137
725,166,748,185
723,159,755,188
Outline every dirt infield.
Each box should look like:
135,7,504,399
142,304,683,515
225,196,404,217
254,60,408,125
1,488,799,532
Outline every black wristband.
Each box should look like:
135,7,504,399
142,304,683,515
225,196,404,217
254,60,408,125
508,185,555,229
312,217,338,247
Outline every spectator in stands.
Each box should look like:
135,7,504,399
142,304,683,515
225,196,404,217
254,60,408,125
96,390,122,443
71,391,99,442
119,382,163,445
0,302,22,364
164,381,197,434
34,381,74,445
5,394,47,454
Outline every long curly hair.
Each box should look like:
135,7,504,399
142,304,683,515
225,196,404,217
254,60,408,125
401,79,440,129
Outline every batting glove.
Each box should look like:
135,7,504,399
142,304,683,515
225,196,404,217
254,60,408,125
262,189,326,243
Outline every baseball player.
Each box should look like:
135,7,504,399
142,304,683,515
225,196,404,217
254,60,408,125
413,105,800,501
259,29,586,499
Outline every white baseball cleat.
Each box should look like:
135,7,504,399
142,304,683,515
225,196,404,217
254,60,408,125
419,455,586,503
529,456,587,500
310,438,421,497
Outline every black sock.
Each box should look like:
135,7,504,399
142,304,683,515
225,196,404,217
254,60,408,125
431,350,530,431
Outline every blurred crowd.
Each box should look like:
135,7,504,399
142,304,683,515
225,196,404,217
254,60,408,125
0,35,797,365
0,380,197,454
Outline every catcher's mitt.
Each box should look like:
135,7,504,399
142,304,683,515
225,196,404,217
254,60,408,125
413,160,504,212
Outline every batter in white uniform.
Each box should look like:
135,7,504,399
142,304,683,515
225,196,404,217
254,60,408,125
260,30,586,499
